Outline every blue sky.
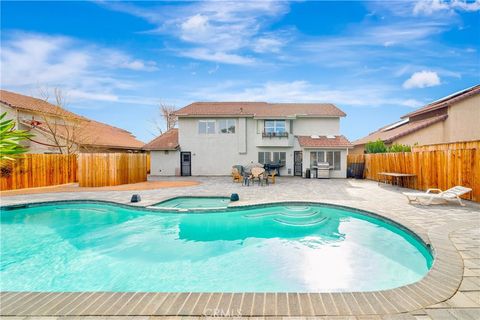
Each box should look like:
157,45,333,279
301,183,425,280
1,0,479,143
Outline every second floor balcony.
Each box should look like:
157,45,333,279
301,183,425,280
256,130,293,147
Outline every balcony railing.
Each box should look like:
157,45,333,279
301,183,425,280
262,131,289,138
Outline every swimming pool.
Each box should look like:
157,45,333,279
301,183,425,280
0,201,433,292
154,196,230,209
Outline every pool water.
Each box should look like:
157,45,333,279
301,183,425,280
0,203,433,292
154,196,230,209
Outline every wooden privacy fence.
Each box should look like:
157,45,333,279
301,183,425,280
347,141,480,202
0,154,77,191
77,153,147,187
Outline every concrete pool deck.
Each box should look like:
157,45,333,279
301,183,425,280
1,177,479,319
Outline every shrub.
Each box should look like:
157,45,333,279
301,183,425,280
365,139,388,153
365,139,412,153
388,143,411,153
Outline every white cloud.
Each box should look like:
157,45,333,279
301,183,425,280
403,71,441,89
99,1,291,64
1,32,158,103
401,99,425,108
179,48,256,65
413,0,480,15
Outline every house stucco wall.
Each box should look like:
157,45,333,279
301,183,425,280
172,116,348,177
292,117,340,136
150,150,180,176
302,148,348,179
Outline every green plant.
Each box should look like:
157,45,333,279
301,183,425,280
388,143,411,153
0,112,33,161
365,139,388,153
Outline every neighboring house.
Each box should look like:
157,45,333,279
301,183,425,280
0,90,144,153
352,85,480,154
145,102,352,177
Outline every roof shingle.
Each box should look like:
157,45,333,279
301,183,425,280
297,135,353,148
175,102,346,117
143,128,179,150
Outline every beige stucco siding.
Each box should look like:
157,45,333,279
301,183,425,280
444,95,480,142
394,120,446,146
150,150,180,176
292,117,340,136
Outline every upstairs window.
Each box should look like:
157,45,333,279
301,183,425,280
218,119,236,134
264,120,286,133
198,120,216,134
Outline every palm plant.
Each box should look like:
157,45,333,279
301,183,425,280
0,112,33,161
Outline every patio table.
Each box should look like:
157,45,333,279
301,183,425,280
377,172,417,188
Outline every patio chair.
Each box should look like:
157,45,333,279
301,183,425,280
251,167,266,186
403,186,472,206
231,167,242,183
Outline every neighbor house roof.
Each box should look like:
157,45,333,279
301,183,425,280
297,135,353,148
143,128,179,151
0,89,83,119
353,114,448,146
2,89,144,150
401,84,480,119
175,102,346,118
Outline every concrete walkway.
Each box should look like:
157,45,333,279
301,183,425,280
1,177,479,319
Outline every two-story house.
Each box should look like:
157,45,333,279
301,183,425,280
145,102,352,178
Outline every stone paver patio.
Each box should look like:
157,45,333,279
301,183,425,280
1,177,479,319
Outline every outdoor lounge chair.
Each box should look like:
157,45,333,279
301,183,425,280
232,167,242,183
403,186,472,206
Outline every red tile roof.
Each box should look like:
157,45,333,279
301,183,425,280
353,114,448,145
175,102,346,117
297,135,353,148
401,84,480,119
143,128,179,150
2,90,144,150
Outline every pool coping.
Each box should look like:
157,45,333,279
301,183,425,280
0,198,464,316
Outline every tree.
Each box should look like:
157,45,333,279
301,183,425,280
151,103,177,135
30,87,94,154
0,112,33,161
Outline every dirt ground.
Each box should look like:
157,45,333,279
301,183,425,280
0,180,201,197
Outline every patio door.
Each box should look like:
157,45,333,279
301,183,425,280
180,152,191,176
294,151,303,176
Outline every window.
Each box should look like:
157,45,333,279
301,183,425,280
310,151,341,170
218,119,235,134
258,151,286,165
258,152,271,164
198,120,216,134
273,152,286,165
264,120,286,134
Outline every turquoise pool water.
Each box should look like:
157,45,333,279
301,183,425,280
0,202,433,292
154,196,230,209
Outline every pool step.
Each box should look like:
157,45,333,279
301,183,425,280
244,210,320,219
274,216,329,227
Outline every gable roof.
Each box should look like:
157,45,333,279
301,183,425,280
175,102,346,118
401,84,480,119
143,128,179,151
297,135,353,148
353,114,448,145
1,89,144,150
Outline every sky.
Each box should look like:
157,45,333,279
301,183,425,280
1,0,479,143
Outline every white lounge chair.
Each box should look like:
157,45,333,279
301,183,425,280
403,186,472,206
